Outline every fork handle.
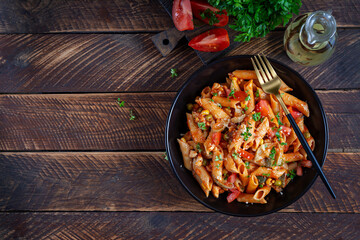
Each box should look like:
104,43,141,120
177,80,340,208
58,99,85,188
275,95,336,199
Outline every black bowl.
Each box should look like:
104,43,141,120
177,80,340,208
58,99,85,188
165,55,328,217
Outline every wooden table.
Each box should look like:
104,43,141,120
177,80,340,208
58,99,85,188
0,0,359,239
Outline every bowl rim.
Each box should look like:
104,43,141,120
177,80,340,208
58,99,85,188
165,55,329,217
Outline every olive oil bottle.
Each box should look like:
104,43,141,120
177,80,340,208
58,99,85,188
284,10,337,66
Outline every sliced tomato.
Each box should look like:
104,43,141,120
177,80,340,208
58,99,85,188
267,128,276,139
227,173,237,184
233,90,247,101
288,106,303,119
237,148,254,161
301,160,312,168
211,132,221,145
190,0,228,27
172,0,194,31
255,100,271,117
188,28,230,52
280,126,292,136
227,189,240,203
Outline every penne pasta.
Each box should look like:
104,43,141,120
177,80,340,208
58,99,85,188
179,70,315,204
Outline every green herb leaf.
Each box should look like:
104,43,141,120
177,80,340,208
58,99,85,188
117,98,125,107
170,68,178,78
245,94,251,101
215,154,223,161
229,89,235,97
287,169,296,180
197,122,207,130
213,92,218,96
200,9,220,26
196,143,202,153
245,161,250,169
252,112,261,121
217,103,222,108
262,173,270,177
281,142,287,146
232,152,238,159
269,147,276,160
276,112,284,126
163,152,168,161
129,109,136,120
255,89,260,98
207,0,301,42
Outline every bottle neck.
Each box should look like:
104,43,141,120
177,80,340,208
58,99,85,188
299,11,336,50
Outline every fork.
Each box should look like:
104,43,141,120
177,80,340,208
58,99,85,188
251,54,336,199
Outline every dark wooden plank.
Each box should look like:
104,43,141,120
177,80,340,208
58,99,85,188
0,92,358,151
0,212,359,239
0,0,358,34
0,0,172,33
0,29,358,93
0,152,358,213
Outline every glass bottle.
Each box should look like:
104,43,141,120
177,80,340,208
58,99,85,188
284,10,337,66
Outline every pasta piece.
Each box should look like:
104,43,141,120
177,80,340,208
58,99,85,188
224,154,239,173
253,186,271,201
237,193,267,204
213,96,239,109
296,116,305,132
283,152,303,163
280,80,293,92
177,138,192,171
280,90,310,117
186,113,206,143
232,70,257,80
201,86,212,98
199,98,230,120
256,87,267,100
244,80,255,114
204,129,216,155
270,94,280,115
253,143,276,166
212,185,221,198
228,124,246,153
242,115,256,150
246,174,259,193
238,163,249,186
252,117,269,151
251,167,287,179
230,76,241,92
192,155,213,192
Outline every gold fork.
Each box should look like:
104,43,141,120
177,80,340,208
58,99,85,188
251,54,336,199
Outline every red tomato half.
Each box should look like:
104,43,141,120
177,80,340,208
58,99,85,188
188,28,230,52
280,126,292,136
190,0,228,27
234,90,247,101
288,106,302,119
237,148,254,161
172,0,194,31
227,189,240,203
255,100,271,117
211,132,221,145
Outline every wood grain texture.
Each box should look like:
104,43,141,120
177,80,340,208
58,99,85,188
0,29,359,93
0,212,359,240
0,0,172,33
0,0,358,33
0,91,358,151
0,152,358,213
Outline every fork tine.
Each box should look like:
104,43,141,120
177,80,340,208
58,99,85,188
254,55,268,83
262,55,277,77
251,58,264,85
257,54,273,80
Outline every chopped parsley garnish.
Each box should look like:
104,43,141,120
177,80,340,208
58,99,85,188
276,112,284,126
200,9,220,26
197,122,207,130
232,153,238,159
281,142,287,146
275,128,282,141
213,92,218,96
281,93,285,97
269,147,276,160
117,98,125,107
223,172,229,181
252,112,261,122
262,173,270,177
259,184,264,188
227,106,231,110
215,163,220,169
241,127,252,141
245,161,250,169
217,103,222,108
271,118,274,121
260,117,264,123
255,89,260,98
196,143,202,153
244,106,249,111
245,94,251,101
163,152,168,161
229,89,235,97
215,154,223,161
202,159,208,166
129,109,136,120
287,169,296,180
170,68,178,78
209,99,214,102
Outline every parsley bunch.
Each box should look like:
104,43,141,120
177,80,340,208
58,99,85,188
207,0,302,42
